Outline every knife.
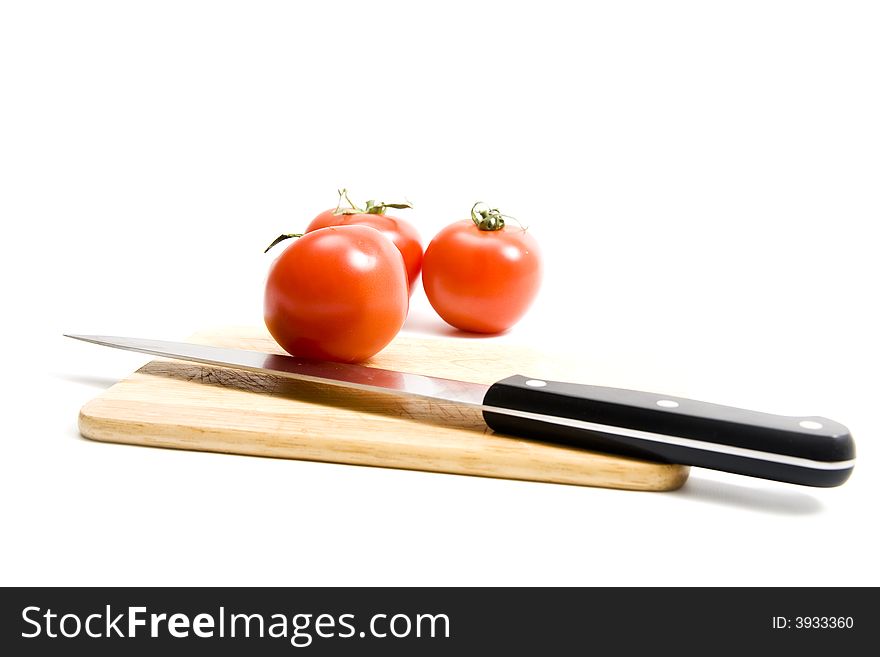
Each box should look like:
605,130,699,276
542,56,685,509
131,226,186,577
65,334,855,487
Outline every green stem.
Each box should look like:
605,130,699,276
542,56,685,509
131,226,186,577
470,202,505,230
264,233,303,253
364,200,386,215
332,189,364,215
341,189,361,212
333,189,347,214
334,189,412,216
470,201,526,231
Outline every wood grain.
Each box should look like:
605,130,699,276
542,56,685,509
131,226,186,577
78,326,689,491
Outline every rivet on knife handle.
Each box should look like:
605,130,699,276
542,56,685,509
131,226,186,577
481,375,855,487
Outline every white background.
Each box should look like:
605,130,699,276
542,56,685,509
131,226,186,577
1,1,878,586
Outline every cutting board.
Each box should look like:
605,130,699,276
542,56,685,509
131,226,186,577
78,327,689,491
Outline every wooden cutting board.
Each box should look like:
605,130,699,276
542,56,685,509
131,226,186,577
78,327,689,491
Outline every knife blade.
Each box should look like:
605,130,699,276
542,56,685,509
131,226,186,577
65,334,855,487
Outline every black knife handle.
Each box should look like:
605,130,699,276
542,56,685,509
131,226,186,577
481,375,855,487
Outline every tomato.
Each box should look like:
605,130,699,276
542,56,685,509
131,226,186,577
264,225,409,362
422,204,541,334
305,190,423,294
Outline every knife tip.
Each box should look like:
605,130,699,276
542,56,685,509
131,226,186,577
64,334,93,342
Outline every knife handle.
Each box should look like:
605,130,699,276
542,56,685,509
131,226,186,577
481,375,855,487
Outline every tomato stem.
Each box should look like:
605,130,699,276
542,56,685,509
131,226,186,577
333,189,412,216
335,188,360,214
470,202,525,231
264,233,304,253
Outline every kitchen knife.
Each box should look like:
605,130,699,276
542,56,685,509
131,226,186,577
65,334,855,487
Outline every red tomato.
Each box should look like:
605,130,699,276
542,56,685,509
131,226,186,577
264,225,409,362
305,191,423,294
422,204,541,334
